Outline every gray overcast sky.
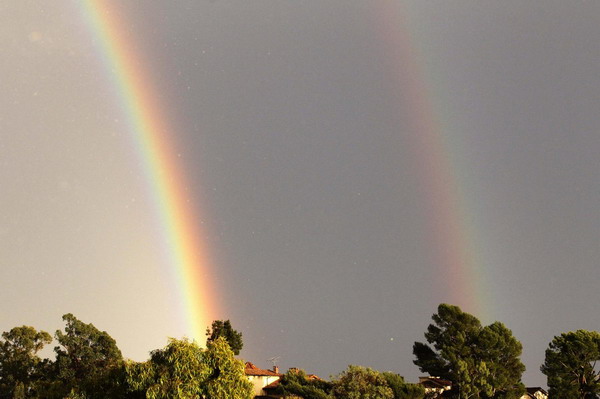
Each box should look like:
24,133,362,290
1,1,599,388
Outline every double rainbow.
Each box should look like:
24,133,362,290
80,0,490,337
81,1,219,342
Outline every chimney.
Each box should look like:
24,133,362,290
273,365,279,374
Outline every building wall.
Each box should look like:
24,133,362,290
520,391,548,399
247,375,280,397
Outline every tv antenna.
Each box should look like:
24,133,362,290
267,356,280,368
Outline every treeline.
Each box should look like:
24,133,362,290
0,315,252,399
0,304,598,399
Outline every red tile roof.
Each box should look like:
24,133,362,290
263,380,280,390
262,370,322,392
244,362,281,377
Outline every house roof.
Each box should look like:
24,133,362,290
523,387,548,398
244,362,281,377
262,370,322,392
526,387,547,395
419,376,453,389
263,380,280,390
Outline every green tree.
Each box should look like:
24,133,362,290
540,330,600,399
413,304,525,399
127,337,252,399
331,365,394,399
0,326,52,398
382,372,425,399
202,337,253,399
127,338,210,398
273,368,332,399
49,313,125,399
477,322,525,399
206,320,243,355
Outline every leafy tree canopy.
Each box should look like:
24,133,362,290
0,326,51,398
541,330,600,399
202,337,253,399
382,372,425,399
413,304,525,399
127,338,210,398
127,337,252,399
51,313,125,399
273,368,332,399
331,365,394,399
206,320,243,355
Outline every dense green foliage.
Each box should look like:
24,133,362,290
541,330,600,399
273,368,333,399
275,367,422,399
206,320,243,355
0,316,252,399
126,338,209,398
330,365,394,399
202,337,253,399
127,337,252,399
2,307,596,399
413,304,525,399
382,372,425,399
0,326,51,398
49,313,126,399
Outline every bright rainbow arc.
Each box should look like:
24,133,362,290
376,3,488,319
81,1,219,342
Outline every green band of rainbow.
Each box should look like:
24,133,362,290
80,1,219,342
